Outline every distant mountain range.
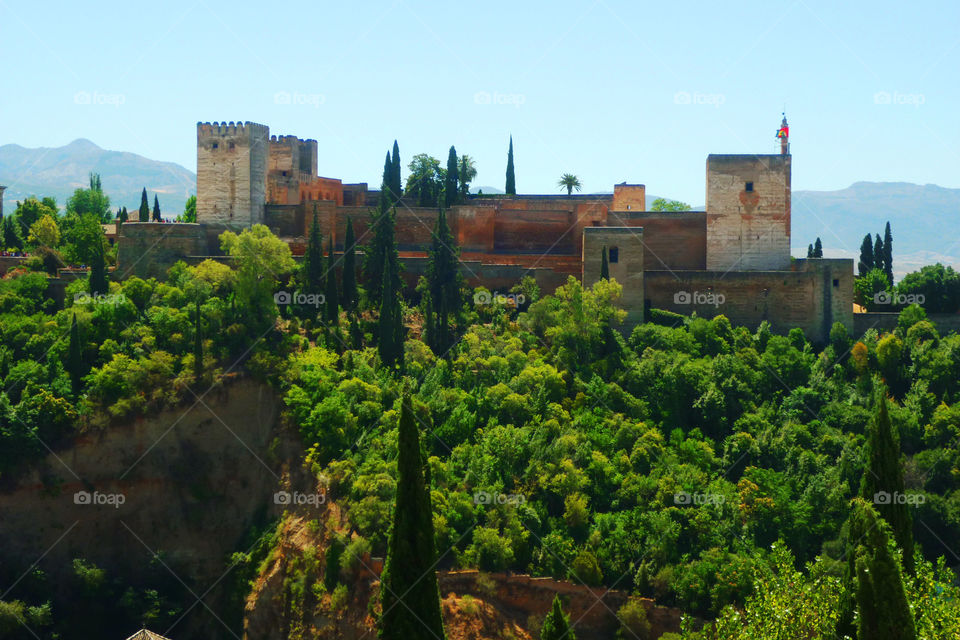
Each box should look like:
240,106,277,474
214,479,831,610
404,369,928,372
2,140,958,278
792,182,960,279
0,139,194,218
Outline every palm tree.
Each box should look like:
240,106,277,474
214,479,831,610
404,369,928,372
557,173,582,196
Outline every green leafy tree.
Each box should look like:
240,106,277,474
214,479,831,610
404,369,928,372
66,175,111,223
219,224,296,330
342,217,358,311
13,196,57,237
138,188,149,222
182,195,196,223
2,215,22,250
505,135,516,195
854,268,890,311
378,396,446,640
540,595,575,640
302,211,324,296
444,146,459,207
600,246,609,280
405,153,442,207
458,154,477,200
860,390,914,574
849,498,916,640
558,173,582,196
27,214,60,248
325,237,339,325
859,234,875,277
896,263,960,313
650,198,691,212
65,212,109,267
426,205,462,354
883,221,894,286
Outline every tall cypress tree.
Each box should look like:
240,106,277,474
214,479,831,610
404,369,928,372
426,205,462,354
858,234,875,277
66,313,84,394
600,246,609,280
193,299,203,380
849,498,916,640
874,234,884,272
342,217,358,312
883,222,894,286
303,210,324,295
377,254,404,369
444,146,459,207
505,136,516,195
119,207,128,224
325,236,339,325
152,195,162,222
365,196,399,305
540,595,576,640
138,188,150,222
382,151,394,203
391,140,402,202
813,237,823,258
89,239,108,296
378,396,445,640
807,243,814,258
860,389,914,574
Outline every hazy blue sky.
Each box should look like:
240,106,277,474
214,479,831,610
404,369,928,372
1,0,957,204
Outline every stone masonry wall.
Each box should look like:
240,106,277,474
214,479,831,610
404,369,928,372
644,258,853,344
583,227,645,329
706,154,791,271
115,222,207,280
197,122,269,227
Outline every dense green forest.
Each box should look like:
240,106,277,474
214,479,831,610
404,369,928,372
2,170,960,639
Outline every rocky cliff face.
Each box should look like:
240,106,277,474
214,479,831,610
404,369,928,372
243,509,689,640
0,377,294,638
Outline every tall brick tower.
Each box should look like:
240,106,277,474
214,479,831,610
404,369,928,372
704,118,792,271
196,121,269,227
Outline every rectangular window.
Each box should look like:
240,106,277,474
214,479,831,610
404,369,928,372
609,247,619,263
833,278,840,287
745,182,754,192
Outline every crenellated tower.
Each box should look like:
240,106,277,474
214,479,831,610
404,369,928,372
196,121,270,227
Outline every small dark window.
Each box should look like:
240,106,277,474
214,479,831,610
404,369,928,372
745,182,754,192
833,278,840,287
212,142,219,149
609,247,619,263
229,142,235,150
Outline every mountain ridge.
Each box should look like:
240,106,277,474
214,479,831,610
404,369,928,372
2,140,958,277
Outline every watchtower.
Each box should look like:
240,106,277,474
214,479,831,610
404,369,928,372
582,227,645,329
704,117,791,271
196,121,270,227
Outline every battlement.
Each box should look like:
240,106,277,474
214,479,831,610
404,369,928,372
269,134,317,144
197,121,270,138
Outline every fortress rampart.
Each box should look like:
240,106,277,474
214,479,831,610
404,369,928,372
114,118,855,345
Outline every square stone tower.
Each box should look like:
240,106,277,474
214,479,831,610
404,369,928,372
196,121,270,227
705,154,791,271
582,227,645,329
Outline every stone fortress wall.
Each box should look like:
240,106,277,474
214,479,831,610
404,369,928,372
116,119,855,345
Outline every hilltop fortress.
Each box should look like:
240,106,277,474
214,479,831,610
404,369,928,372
116,119,854,343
